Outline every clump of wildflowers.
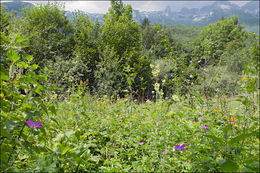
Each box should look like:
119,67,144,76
139,142,144,145
227,117,237,124
227,117,238,127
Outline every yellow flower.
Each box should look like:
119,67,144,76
203,110,206,112
242,77,247,81
213,109,218,113
233,124,238,127
3,98,8,102
0,93,3,97
133,114,137,118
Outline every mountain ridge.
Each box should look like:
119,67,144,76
1,1,259,34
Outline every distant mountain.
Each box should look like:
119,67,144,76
132,1,259,34
1,1,34,15
1,1,259,34
241,1,260,17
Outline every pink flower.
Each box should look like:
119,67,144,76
139,142,144,145
155,127,159,130
157,121,161,125
25,121,42,128
92,136,96,138
202,125,208,130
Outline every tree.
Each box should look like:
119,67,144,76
96,0,142,98
141,17,150,29
193,16,248,66
71,11,99,93
13,2,74,66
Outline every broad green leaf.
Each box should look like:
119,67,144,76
1,33,11,43
205,135,224,144
219,159,238,172
6,120,16,134
7,48,19,62
49,105,57,115
15,34,29,44
23,54,34,62
0,72,9,81
17,61,29,69
30,64,39,70
229,130,259,145
19,44,29,48
61,145,71,156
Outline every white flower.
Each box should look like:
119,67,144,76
172,95,180,102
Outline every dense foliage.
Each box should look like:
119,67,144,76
0,1,259,172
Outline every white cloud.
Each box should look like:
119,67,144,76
229,1,249,7
64,1,110,14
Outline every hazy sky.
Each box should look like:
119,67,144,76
18,1,251,14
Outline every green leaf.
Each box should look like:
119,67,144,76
229,130,259,145
23,54,34,62
17,61,29,69
7,48,19,62
19,44,29,48
49,105,57,115
30,64,39,70
0,71,9,81
205,135,224,144
61,145,71,156
15,34,29,44
219,159,238,172
6,120,16,134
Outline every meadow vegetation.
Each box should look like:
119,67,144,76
0,1,259,172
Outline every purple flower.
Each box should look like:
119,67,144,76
155,127,159,130
139,142,144,145
202,125,208,130
230,121,236,124
157,121,161,125
92,136,96,138
174,144,185,150
25,121,42,128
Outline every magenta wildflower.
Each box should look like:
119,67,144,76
157,121,161,125
92,136,96,138
139,142,144,145
202,125,208,130
174,144,185,150
25,121,42,128
155,127,159,130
